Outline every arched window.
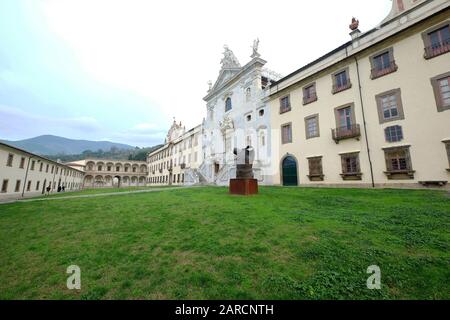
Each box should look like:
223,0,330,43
225,97,232,112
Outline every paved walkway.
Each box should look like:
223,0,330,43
0,186,195,205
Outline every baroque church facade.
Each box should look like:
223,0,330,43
197,44,281,185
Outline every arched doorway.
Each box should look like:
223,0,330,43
113,176,121,188
281,155,298,186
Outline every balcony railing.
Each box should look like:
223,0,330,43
370,60,398,79
332,82,352,94
303,94,318,105
424,40,450,59
332,124,361,143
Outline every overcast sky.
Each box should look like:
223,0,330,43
0,0,393,147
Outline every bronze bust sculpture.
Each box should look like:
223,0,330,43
233,146,255,179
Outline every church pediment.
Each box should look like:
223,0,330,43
210,68,241,93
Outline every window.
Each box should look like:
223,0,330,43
385,125,403,142
383,146,414,179
246,114,252,122
225,97,232,112
46,164,49,173
445,141,450,169
51,166,54,174
340,153,362,180
31,160,35,170
375,89,405,123
116,166,120,172
281,123,292,144
15,180,21,192
107,166,111,171
333,104,360,142
303,83,317,105
1,179,8,193
307,156,324,181
305,114,320,139
431,72,450,112
332,68,351,94
19,157,25,169
36,181,40,191
370,48,397,79
6,153,13,167
27,180,31,191
422,22,450,59
279,95,291,113
259,109,265,117
39,163,43,172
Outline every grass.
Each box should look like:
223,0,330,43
38,185,179,198
0,186,449,300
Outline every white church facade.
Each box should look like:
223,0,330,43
196,43,281,185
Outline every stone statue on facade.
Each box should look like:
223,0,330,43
221,45,241,69
251,38,260,58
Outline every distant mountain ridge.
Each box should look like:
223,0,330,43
1,135,135,156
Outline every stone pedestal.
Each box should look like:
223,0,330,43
229,178,258,195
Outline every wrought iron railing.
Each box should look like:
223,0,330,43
424,40,450,59
332,82,352,94
303,94,318,105
370,60,398,79
332,124,361,143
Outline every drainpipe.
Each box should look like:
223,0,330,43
354,56,375,188
21,155,33,197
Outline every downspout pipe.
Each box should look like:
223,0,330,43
354,56,375,188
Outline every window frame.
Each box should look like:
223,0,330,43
334,103,356,129
369,47,398,79
421,20,450,59
384,125,404,143
304,114,320,139
331,67,352,94
444,140,450,170
375,88,405,123
382,145,415,179
339,152,362,180
279,95,291,114
307,156,324,181
14,180,21,192
430,71,450,112
302,82,318,105
281,122,293,144
1,179,8,193
225,97,232,112
6,153,13,167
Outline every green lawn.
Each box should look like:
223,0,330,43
0,186,449,299
39,185,179,198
